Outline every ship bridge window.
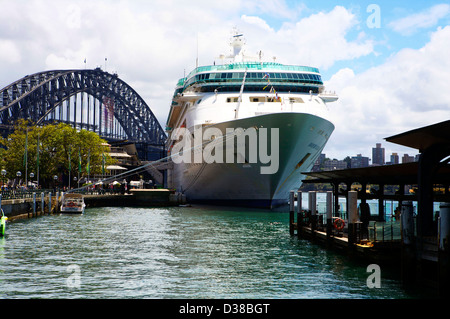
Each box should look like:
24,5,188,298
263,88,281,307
251,97,264,102
289,97,304,103
227,97,239,103
250,96,281,103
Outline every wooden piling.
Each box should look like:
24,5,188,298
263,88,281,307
309,191,317,232
326,191,333,242
32,192,36,217
48,192,52,214
41,192,44,214
289,191,295,236
438,202,450,296
401,201,416,287
297,191,302,236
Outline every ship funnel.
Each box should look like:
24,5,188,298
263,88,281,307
231,34,244,57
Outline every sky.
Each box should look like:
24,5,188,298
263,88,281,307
1,0,450,162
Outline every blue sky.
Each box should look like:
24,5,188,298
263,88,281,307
1,0,450,161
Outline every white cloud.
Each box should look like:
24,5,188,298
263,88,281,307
0,40,21,64
2,0,447,163
324,25,450,160
389,4,450,35
241,15,274,32
273,6,374,69
1,1,376,128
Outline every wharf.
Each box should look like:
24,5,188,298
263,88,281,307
292,219,401,265
293,119,450,297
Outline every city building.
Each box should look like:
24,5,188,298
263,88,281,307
402,154,415,163
372,143,385,166
351,154,369,168
323,159,348,171
312,153,326,171
389,152,399,165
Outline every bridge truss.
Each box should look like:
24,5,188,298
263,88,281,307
0,68,167,160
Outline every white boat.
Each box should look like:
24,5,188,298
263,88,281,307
165,29,338,208
60,193,85,214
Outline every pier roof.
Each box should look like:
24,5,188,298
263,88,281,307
304,119,450,186
303,162,450,185
385,119,450,152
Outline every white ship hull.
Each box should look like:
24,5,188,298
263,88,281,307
168,112,334,208
165,30,337,208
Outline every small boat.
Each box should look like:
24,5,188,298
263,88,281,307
60,193,85,214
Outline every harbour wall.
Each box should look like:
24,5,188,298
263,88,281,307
1,189,186,221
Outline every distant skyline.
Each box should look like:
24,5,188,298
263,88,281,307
323,141,418,163
1,1,449,159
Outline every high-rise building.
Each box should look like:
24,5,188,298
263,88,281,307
372,143,385,166
390,152,399,165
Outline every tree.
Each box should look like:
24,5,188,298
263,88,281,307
0,120,116,188
343,156,351,169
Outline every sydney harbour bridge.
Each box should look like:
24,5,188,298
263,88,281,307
0,68,167,163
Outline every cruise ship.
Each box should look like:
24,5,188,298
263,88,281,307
165,30,338,208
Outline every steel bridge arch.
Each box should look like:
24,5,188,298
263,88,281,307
0,68,167,150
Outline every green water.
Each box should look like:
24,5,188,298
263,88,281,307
0,205,428,299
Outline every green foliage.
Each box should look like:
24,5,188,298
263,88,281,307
0,120,116,187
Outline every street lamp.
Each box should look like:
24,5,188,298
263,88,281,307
30,172,34,189
16,171,22,189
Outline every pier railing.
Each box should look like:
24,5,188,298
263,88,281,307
301,211,403,243
290,191,410,246
0,188,127,200
368,220,402,242
0,189,53,200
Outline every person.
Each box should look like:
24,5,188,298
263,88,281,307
359,203,370,238
393,207,401,221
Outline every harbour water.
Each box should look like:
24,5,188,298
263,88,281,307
0,205,428,299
